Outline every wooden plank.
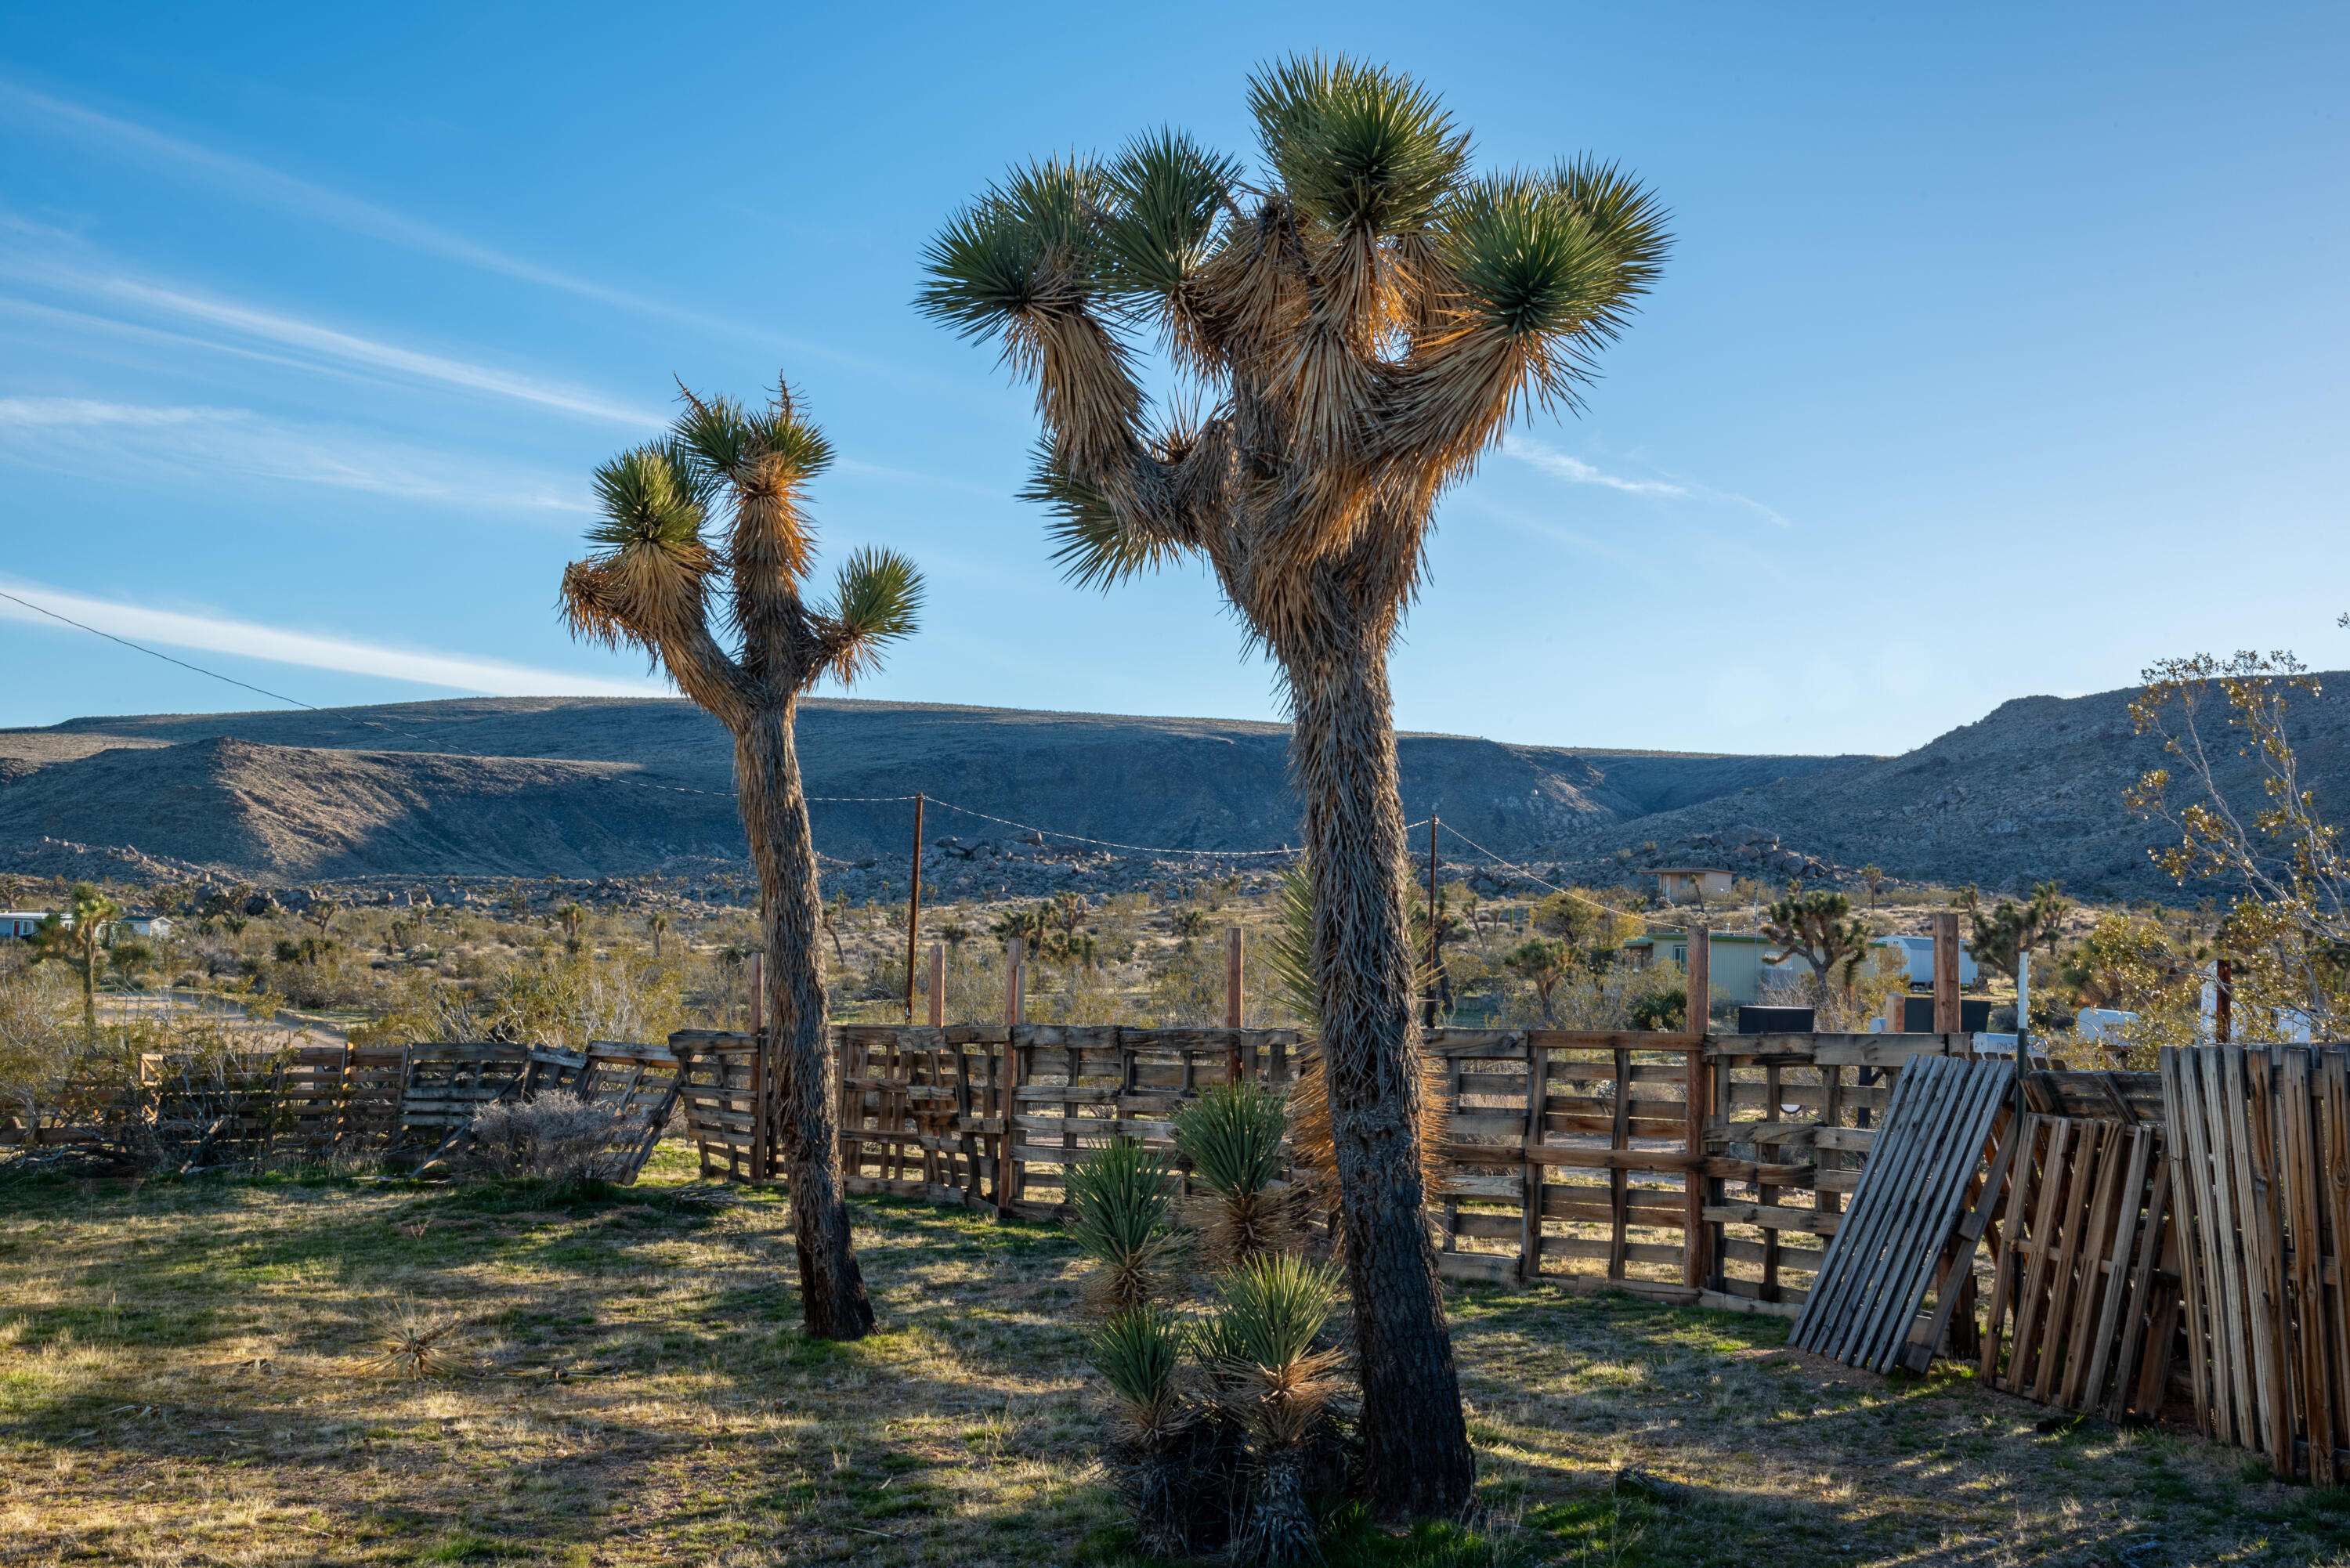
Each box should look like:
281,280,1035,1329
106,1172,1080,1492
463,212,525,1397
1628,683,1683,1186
1860,1058,2011,1372
1521,1042,1550,1285
1792,1057,2012,1371
2321,1053,2350,1460
1833,1060,1973,1365
1904,1108,2020,1373
1608,1046,1633,1280
2227,1047,2288,1470
2285,1048,2334,1482
2080,1126,2157,1412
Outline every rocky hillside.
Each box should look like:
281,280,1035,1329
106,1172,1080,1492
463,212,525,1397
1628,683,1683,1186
2,680,2337,900
0,697,1850,889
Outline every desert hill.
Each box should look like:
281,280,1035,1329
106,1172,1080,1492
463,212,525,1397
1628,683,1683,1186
4,680,2340,898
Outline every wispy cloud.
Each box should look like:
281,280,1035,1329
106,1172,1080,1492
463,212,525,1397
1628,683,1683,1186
1504,435,1791,527
0,81,741,340
0,230,663,428
0,576,663,699
1505,439,1693,498
0,396,591,517
0,80,958,393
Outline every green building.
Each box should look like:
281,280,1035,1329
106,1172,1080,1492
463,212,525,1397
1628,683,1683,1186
1619,930,1781,1006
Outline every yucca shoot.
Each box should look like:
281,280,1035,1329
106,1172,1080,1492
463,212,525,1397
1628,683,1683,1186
1198,1252,1348,1567
1173,1079,1298,1266
1090,1303,1185,1437
1065,1139,1178,1314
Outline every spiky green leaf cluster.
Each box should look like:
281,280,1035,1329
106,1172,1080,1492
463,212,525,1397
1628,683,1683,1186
1090,1303,1184,1415
1264,861,1320,1031
1173,1079,1289,1201
1249,54,1467,236
1101,129,1241,301
1066,1138,1175,1267
1019,440,1181,591
917,156,1114,336
1195,1252,1341,1371
674,390,833,484
589,445,707,553
829,547,924,642
1437,175,1618,342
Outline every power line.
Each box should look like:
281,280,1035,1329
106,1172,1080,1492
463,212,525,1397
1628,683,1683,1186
1435,819,1650,922
0,587,320,711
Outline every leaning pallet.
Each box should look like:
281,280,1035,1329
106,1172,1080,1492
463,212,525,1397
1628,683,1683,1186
1790,1054,2013,1373
1978,1113,2178,1419
2163,1045,2350,1482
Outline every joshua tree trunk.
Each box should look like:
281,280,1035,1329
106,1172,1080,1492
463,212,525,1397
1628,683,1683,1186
1284,638,1473,1519
78,941,98,1034
737,703,874,1340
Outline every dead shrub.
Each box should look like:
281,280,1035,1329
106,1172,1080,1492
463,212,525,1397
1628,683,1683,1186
460,1092,623,1187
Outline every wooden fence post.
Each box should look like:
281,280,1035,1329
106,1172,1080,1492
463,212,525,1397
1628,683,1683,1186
1932,912,1961,1035
927,941,945,1028
748,953,767,1183
1226,925,1245,1080
2214,957,2233,1044
997,940,1023,1219
1521,1039,1550,1284
1684,928,1712,1289
903,793,925,1023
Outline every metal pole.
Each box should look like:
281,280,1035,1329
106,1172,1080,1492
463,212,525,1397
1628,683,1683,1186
903,793,925,1024
1426,815,1441,1029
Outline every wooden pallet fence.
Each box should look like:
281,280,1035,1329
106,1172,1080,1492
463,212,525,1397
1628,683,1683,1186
1977,1113,2178,1418
669,1032,764,1182
1701,1033,1975,1317
819,1023,1867,1308
1788,1055,2013,1371
2163,1045,2350,1482
1430,1030,1701,1300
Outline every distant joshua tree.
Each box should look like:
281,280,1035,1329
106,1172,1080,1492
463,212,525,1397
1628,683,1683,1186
33,883,122,1032
923,55,1667,1516
559,378,922,1342
1761,886,1872,1002
1858,864,1888,911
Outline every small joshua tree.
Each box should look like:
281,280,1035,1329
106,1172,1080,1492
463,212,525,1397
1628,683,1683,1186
31,883,121,1035
559,378,922,1340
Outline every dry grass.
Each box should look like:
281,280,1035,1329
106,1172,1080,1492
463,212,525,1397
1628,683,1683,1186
0,1148,2341,1566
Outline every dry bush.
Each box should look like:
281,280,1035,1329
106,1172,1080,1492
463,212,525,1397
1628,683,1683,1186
461,1092,624,1186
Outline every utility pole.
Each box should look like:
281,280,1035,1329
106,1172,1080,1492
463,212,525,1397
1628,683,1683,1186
902,793,925,1024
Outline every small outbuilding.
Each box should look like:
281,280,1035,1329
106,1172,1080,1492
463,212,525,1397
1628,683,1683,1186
1650,867,1734,905
0,910,53,940
1622,929,1777,1005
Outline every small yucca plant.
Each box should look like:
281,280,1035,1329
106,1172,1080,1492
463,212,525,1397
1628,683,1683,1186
1092,1304,1184,1438
1173,1079,1298,1266
1197,1252,1350,1566
1065,1139,1178,1314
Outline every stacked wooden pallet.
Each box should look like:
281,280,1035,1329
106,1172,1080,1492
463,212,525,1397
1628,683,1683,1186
1979,1114,2178,1419
2164,1045,2350,1481
1788,1055,2013,1371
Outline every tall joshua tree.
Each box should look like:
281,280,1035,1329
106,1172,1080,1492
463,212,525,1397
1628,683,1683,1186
559,379,921,1340
922,56,1668,1516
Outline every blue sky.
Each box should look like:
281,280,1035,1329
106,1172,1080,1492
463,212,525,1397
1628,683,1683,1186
2,2,2344,754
